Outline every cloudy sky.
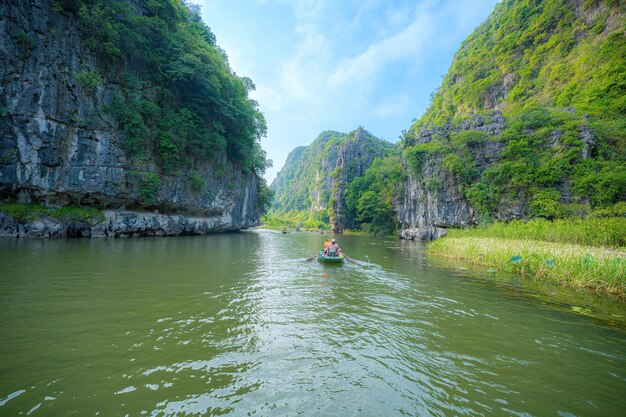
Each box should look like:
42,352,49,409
194,0,500,182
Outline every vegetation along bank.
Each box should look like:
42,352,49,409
429,218,626,296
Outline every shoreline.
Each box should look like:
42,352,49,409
0,209,256,238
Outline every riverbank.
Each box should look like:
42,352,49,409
428,218,626,296
0,204,254,238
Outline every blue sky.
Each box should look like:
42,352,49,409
193,0,500,182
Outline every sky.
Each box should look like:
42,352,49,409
193,0,500,182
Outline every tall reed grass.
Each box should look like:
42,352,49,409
429,237,625,295
446,218,626,248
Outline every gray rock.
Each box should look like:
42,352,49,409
397,113,505,241
331,127,390,232
0,0,261,233
0,209,252,238
579,123,595,159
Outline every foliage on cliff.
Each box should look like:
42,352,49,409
271,131,346,215
269,129,400,232
343,155,406,234
54,0,269,176
403,0,625,221
418,0,625,126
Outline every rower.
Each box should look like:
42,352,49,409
325,238,340,257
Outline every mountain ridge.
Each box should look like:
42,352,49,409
270,127,398,231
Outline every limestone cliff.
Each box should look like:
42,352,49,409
0,0,264,235
270,128,397,231
397,113,505,240
397,0,625,240
329,127,396,232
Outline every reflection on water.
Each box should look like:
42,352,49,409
0,230,624,416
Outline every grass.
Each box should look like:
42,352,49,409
429,217,626,296
259,215,299,228
445,218,626,248
0,203,104,224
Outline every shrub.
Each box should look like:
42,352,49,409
0,203,104,224
75,70,104,90
403,141,443,175
139,172,161,205
186,171,207,192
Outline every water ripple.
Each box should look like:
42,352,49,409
0,231,624,416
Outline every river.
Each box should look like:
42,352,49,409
0,230,624,416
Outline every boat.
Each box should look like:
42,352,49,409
317,250,344,265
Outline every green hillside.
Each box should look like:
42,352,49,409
402,0,625,221
269,128,399,231
271,131,346,214
419,0,625,126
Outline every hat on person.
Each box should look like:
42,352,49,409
331,239,336,243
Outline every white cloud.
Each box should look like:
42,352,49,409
279,23,332,103
328,4,435,88
276,1,439,105
196,0,501,182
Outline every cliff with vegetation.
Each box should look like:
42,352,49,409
269,128,399,232
0,0,270,237
398,0,625,239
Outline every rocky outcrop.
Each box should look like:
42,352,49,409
270,131,345,214
396,113,505,240
396,172,474,241
396,110,602,241
397,0,625,241
270,128,396,231
0,0,261,234
330,127,393,232
0,209,251,238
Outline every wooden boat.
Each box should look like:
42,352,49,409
317,250,344,265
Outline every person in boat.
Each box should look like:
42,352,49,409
325,238,340,257
282,228,287,234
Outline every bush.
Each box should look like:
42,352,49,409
186,171,207,192
403,141,443,175
529,189,565,219
75,70,104,90
140,172,161,205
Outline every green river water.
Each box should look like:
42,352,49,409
0,230,624,416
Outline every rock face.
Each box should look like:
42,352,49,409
396,0,625,241
396,110,603,240
0,210,247,238
330,127,393,232
270,131,346,214
270,128,396,231
0,0,261,234
396,113,505,240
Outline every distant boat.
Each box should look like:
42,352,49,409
282,228,288,234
